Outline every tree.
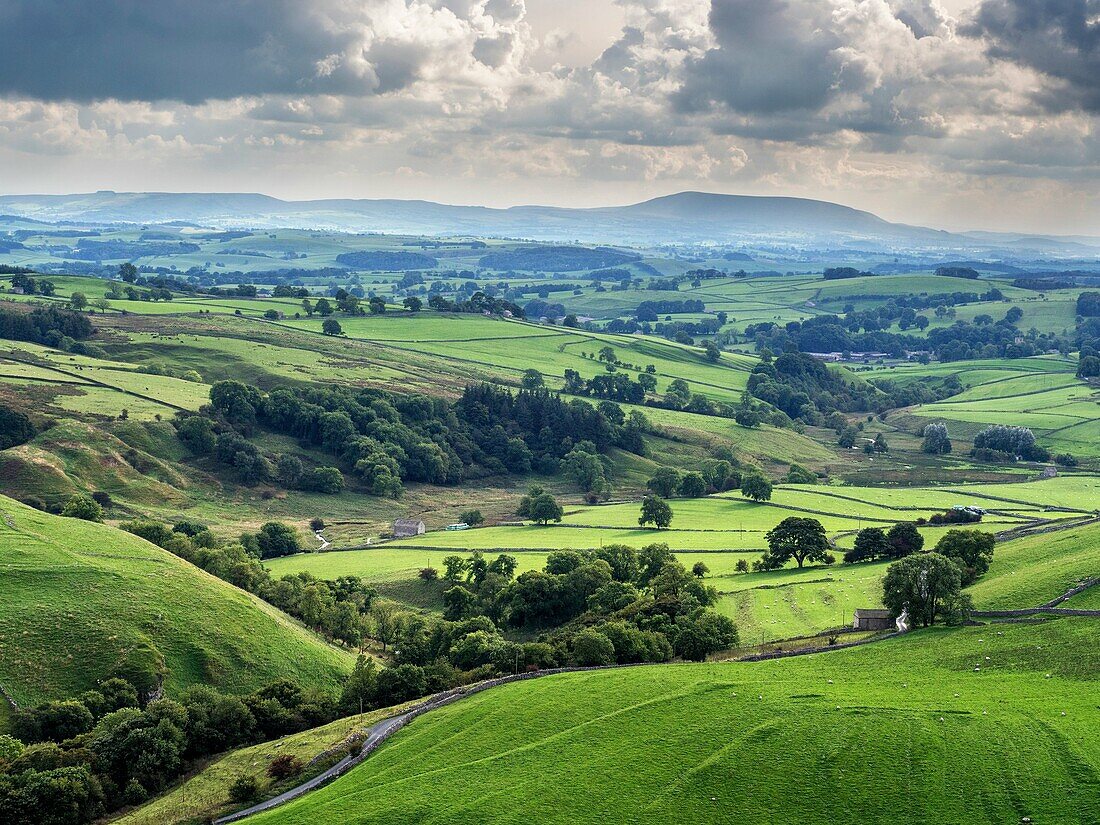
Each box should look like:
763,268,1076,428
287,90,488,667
442,555,468,581
69,291,88,310
886,522,924,559
255,522,300,559
442,586,477,620
119,262,138,282
646,467,682,498
845,527,889,563
763,517,830,569
0,404,36,449
1078,356,1100,378
370,601,403,651
276,454,304,488
597,346,616,364
61,494,103,522
417,566,439,583
922,422,952,455
702,340,721,362
322,318,342,336
403,296,422,312
679,472,707,498
315,298,333,316
527,493,563,525
934,529,995,586
368,296,386,314
639,495,673,529
882,553,964,627
459,509,484,527
735,406,761,428
740,473,772,502
691,561,709,578
571,628,615,666
838,426,858,448
520,369,544,389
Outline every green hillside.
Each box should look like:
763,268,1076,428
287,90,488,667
248,620,1099,825
0,495,354,708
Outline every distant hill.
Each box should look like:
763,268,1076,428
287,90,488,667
0,189,1096,253
0,495,353,709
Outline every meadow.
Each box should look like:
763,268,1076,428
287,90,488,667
246,619,1100,825
0,495,354,707
266,475,1097,641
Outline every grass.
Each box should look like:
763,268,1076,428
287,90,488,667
0,495,354,709
247,619,1100,825
968,523,1100,609
113,702,420,825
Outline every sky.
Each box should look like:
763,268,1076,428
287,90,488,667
0,0,1096,235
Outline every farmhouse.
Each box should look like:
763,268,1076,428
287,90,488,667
853,608,894,631
393,518,425,538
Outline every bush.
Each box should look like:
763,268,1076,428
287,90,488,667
267,753,304,781
61,494,103,522
572,629,615,666
228,773,261,803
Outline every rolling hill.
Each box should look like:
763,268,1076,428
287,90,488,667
0,495,354,710
3,190,1095,251
244,619,1099,825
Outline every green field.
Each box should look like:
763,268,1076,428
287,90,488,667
0,495,354,707
247,619,1099,825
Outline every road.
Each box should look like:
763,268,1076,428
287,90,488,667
213,708,418,824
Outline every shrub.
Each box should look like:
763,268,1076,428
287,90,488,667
572,629,615,666
267,754,304,781
61,495,103,522
228,774,261,803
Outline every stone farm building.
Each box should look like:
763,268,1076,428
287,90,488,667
852,609,894,631
393,519,426,538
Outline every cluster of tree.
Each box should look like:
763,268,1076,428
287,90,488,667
921,422,952,454
0,305,94,347
181,380,642,499
881,530,996,626
635,299,706,320
971,425,1048,462
746,351,882,422
6,272,55,295
645,461,741,500
431,543,737,663
934,266,980,279
175,413,346,493
426,291,524,318
1078,349,1100,379
0,676,336,824
335,250,439,270
823,267,875,280
843,522,925,563
651,318,723,344
1077,292,1100,317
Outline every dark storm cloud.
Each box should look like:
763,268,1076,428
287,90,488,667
965,0,1100,112
0,1,380,103
674,0,856,115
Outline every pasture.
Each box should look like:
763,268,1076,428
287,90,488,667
0,496,354,709
247,619,1100,825
267,476,1097,641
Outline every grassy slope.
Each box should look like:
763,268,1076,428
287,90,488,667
249,620,1099,825
0,495,354,707
968,523,1100,609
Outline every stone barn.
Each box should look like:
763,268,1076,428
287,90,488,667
393,518,426,538
853,608,894,631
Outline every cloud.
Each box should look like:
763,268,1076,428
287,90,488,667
964,0,1100,112
0,0,530,103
